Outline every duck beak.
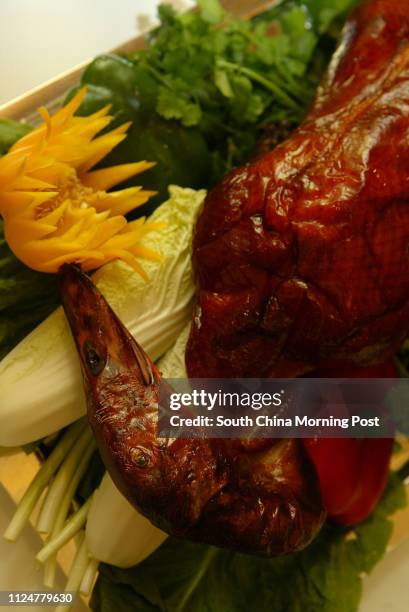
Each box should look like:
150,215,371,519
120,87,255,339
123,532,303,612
59,263,153,386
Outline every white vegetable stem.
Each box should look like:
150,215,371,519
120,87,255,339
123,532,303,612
79,557,99,596
43,438,97,588
37,427,94,534
55,532,89,612
3,419,85,541
37,495,93,564
0,187,206,446
86,474,167,568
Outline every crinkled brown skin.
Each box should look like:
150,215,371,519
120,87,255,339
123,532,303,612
60,265,325,557
186,0,409,379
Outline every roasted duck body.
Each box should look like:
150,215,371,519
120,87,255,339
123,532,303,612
60,264,325,556
186,0,409,378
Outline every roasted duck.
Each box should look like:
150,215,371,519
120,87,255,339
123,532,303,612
186,0,409,379
60,0,405,556
60,264,325,556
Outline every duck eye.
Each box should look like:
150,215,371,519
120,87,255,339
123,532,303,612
83,340,106,376
131,446,151,468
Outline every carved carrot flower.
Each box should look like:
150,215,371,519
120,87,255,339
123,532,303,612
0,87,161,277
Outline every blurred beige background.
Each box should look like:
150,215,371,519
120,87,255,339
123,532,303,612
0,0,191,105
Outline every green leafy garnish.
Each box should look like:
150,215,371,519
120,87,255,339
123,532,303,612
0,222,59,360
91,473,406,612
127,0,359,180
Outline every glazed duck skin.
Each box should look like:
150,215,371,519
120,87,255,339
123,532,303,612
186,0,409,378
59,264,325,556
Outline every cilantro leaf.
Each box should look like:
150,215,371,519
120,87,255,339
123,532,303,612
156,89,202,126
127,0,359,179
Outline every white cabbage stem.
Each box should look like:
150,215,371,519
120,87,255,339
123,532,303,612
86,474,167,568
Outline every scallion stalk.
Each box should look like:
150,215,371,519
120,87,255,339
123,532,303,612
37,427,93,534
79,557,99,596
36,495,93,564
55,532,89,612
43,439,97,588
3,419,85,541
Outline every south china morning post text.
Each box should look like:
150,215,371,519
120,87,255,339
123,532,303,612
157,378,406,439
168,389,380,431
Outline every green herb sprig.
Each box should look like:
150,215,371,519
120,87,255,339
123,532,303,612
128,0,357,179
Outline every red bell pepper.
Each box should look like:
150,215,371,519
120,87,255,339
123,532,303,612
303,362,395,525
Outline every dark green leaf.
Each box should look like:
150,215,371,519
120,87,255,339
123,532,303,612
0,119,32,155
91,475,406,612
